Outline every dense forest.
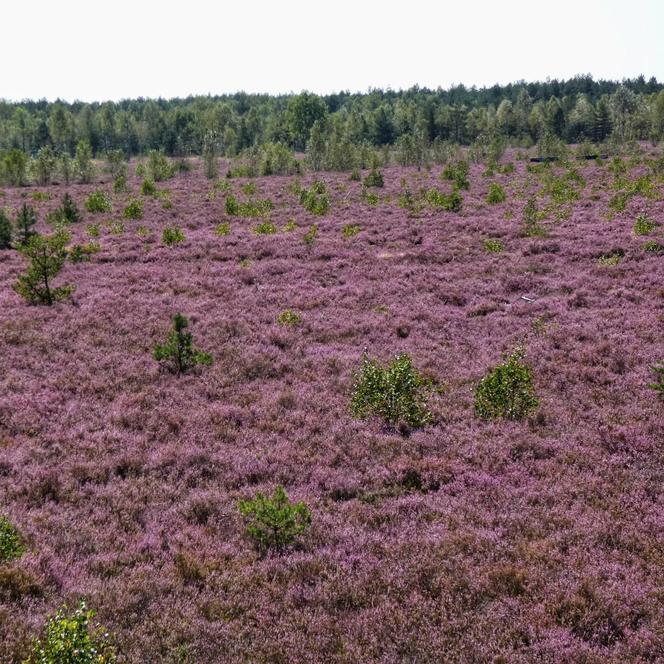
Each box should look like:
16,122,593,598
2,74,664,185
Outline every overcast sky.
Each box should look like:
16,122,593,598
2,0,662,102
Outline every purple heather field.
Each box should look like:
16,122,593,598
0,152,663,663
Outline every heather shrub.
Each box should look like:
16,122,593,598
254,221,277,235
15,203,37,244
0,516,24,562
153,313,212,374
0,209,12,249
24,600,116,664
300,180,330,215
123,198,143,220
342,224,360,238
474,349,539,420
486,182,506,204
363,169,384,188
483,238,504,253
633,213,656,236
85,190,112,214
140,178,157,196
649,362,664,399
162,226,185,246
147,150,174,181
13,230,74,305
350,353,432,428
238,485,311,552
277,309,301,326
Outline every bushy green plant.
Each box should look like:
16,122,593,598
224,194,273,218
32,146,57,185
0,516,24,562
300,180,330,215
342,224,360,238
474,349,539,420
349,168,361,182
153,313,212,374
140,178,157,196
48,192,82,227
69,242,101,263
122,198,143,220
441,160,470,190
15,203,37,244
0,209,12,249
425,188,463,212
633,213,656,236
112,173,129,194
238,485,311,552
254,221,277,235
277,309,301,326
363,169,384,188
215,222,231,236
649,362,664,399
2,148,29,186
24,600,116,663
147,150,174,182
162,226,185,246
597,249,623,266
643,240,663,253
74,140,96,184
363,189,379,206
483,238,504,253
486,182,507,204
522,196,545,237
350,353,432,428
85,190,112,214
13,231,74,305
303,224,318,246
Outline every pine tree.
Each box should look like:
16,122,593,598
0,209,12,249
153,313,213,374
15,203,37,244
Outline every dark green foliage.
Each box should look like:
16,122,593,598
522,196,545,236
122,198,143,220
300,180,330,215
224,194,273,218
254,221,277,235
15,203,38,244
483,238,504,253
633,213,656,236
0,516,24,562
74,140,95,184
425,188,463,212
50,192,82,225
153,313,213,375
147,150,174,181
104,149,127,180
351,353,432,428
474,350,539,420
0,209,12,249
649,362,664,399
363,169,384,188
2,148,28,186
85,190,112,214
441,160,470,190
24,600,116,663
140,178,157,196
238,485,312,552
112,173,129,193
13,231,74,305
162,226,185,246
303,224,318,246
68,242,101,263
486,182,507,204
349,168,361,182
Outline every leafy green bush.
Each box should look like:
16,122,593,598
24,600,116,663
474,349,539,420
597,249,624,266
300,180,330,215
277,309,301,326
147,150,174,181
48,192,82,227
254,221,277,235
486,182,506,204
425,188,463,212
238,485,311,552
483,238,504,253
649,362,664,399
74,140,96,184
122,198,143,220
85,190,112,214
350,353,432,428
162,226,185,246
342,224,360,238
69,242,101,263
140,178,157,196
643,240,663,253
224,194,273,218
363,189,380,206
112,173,129,194
363,169,384,188
633,213,656,236
0,516,24,562
13,231,74,305
349,168,361,182
2,148,28,186
441,160,470,190
153,313,212,374
522,196,545,237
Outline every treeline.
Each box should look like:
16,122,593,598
1,75,664,177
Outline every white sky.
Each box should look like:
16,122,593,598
2,0,663,102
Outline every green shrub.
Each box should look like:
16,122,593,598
112,173,129,193
162,226,185,246
74,140,96,184
2,148,28,186
215,222,231,236
0,209,13,249
474,349,539,420
597,249,623,266
140,178,157,196
147,150,174,181
49,192,82,226
238,485,311,552
486,182,506,204
363,189,380,206
224,194,273,218
349,168,361,182
441,160,470,190
522,196,545,237
483,238,504,253
254,221,277,235
241,182,257,197
277,309,301,326
153,313,212,374
0,516,24,562
13,231,74,305
24,600,116,663
643,240,663,253
69,242,101,263
342,224,360,238
282,219,297,232
425,188,463,212
649,362,664,399
85,190,112,214
350,353,432,428
300,180,330,215
303,224,318,246
363,169,384,188
15,203,37,244
633,213,656,236
123,198,143,220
